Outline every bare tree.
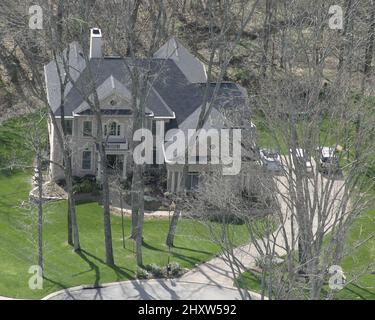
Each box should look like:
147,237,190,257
182,1,375,300
0,0,82,251
166,0,261,247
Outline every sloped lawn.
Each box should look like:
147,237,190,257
0,171,249,299
0,115,251,299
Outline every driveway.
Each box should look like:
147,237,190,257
43,279,260,300
179,160,347,292
44,166,346,300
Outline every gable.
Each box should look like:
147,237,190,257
44,42,86,113
153,37,207,84
45,39,247,123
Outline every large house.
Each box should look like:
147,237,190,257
44,28,256,192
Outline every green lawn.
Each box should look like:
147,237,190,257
251,112,350,155
0,113,251,299
337,206,375,299
0,113,47,170
0,171,249,299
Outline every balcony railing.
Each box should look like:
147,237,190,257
105,137,128,150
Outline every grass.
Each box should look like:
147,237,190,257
0,112,47,170
336,206,375,299
251,111,352,155
0,112,252,299
0,170,250,299
1,109,372,300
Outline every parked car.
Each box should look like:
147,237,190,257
317,147,339,174
260,149,282,172
289,148,313,173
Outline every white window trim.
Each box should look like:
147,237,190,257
63,119,73,136
82,150,92,170
104,120,122,137
82,120,93,137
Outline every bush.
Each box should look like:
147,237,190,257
136,268,149,279
73,176,100,194
168,262,184,277
143,262,186,278
144,263,164,278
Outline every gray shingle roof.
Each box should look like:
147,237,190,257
153,37,207,83
45,38,248,130
44,41,86,113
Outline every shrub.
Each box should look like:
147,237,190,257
143,262,186,279
168,262,184,277
72,176,100,194
136,268,149,279
144,263,164,278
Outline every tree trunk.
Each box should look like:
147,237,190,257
166,210,180,247
338,0,354,72
54,0,77,249
131,163,144,265
99,143,115,265
261,0,274,77
361,0,375,90
357,0,375,160
65,154,80,251
67,194,73,245
36,153,43,271
120,188,126,249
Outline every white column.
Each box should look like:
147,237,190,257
97,152,102,181
167,170,171,191
171,170,175,192
176,172,181,193
122,154,127,179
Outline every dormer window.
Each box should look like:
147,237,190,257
104,121,121,136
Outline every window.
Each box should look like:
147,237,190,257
83,121,92,137
187,172,199,191
104,121,121,136
63,119,73,135
151,121,156,136
82,151,91,170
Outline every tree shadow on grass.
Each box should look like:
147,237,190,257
141,240,203,268
172,245,213,256
142,240,165,253
75,250,101,288
171,251,202,267
79,249,133,280
142,240,212,256
343,283,375,300
43,276,76,300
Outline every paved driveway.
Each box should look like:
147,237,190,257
43,279,260,300
179,160,347,292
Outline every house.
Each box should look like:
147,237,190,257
44,28,256,192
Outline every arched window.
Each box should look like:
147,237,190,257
104,121,121,136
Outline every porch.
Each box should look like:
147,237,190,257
96,152,129,181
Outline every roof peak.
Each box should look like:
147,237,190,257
153,37,207,84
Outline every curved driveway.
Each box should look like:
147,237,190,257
43,279,260,300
